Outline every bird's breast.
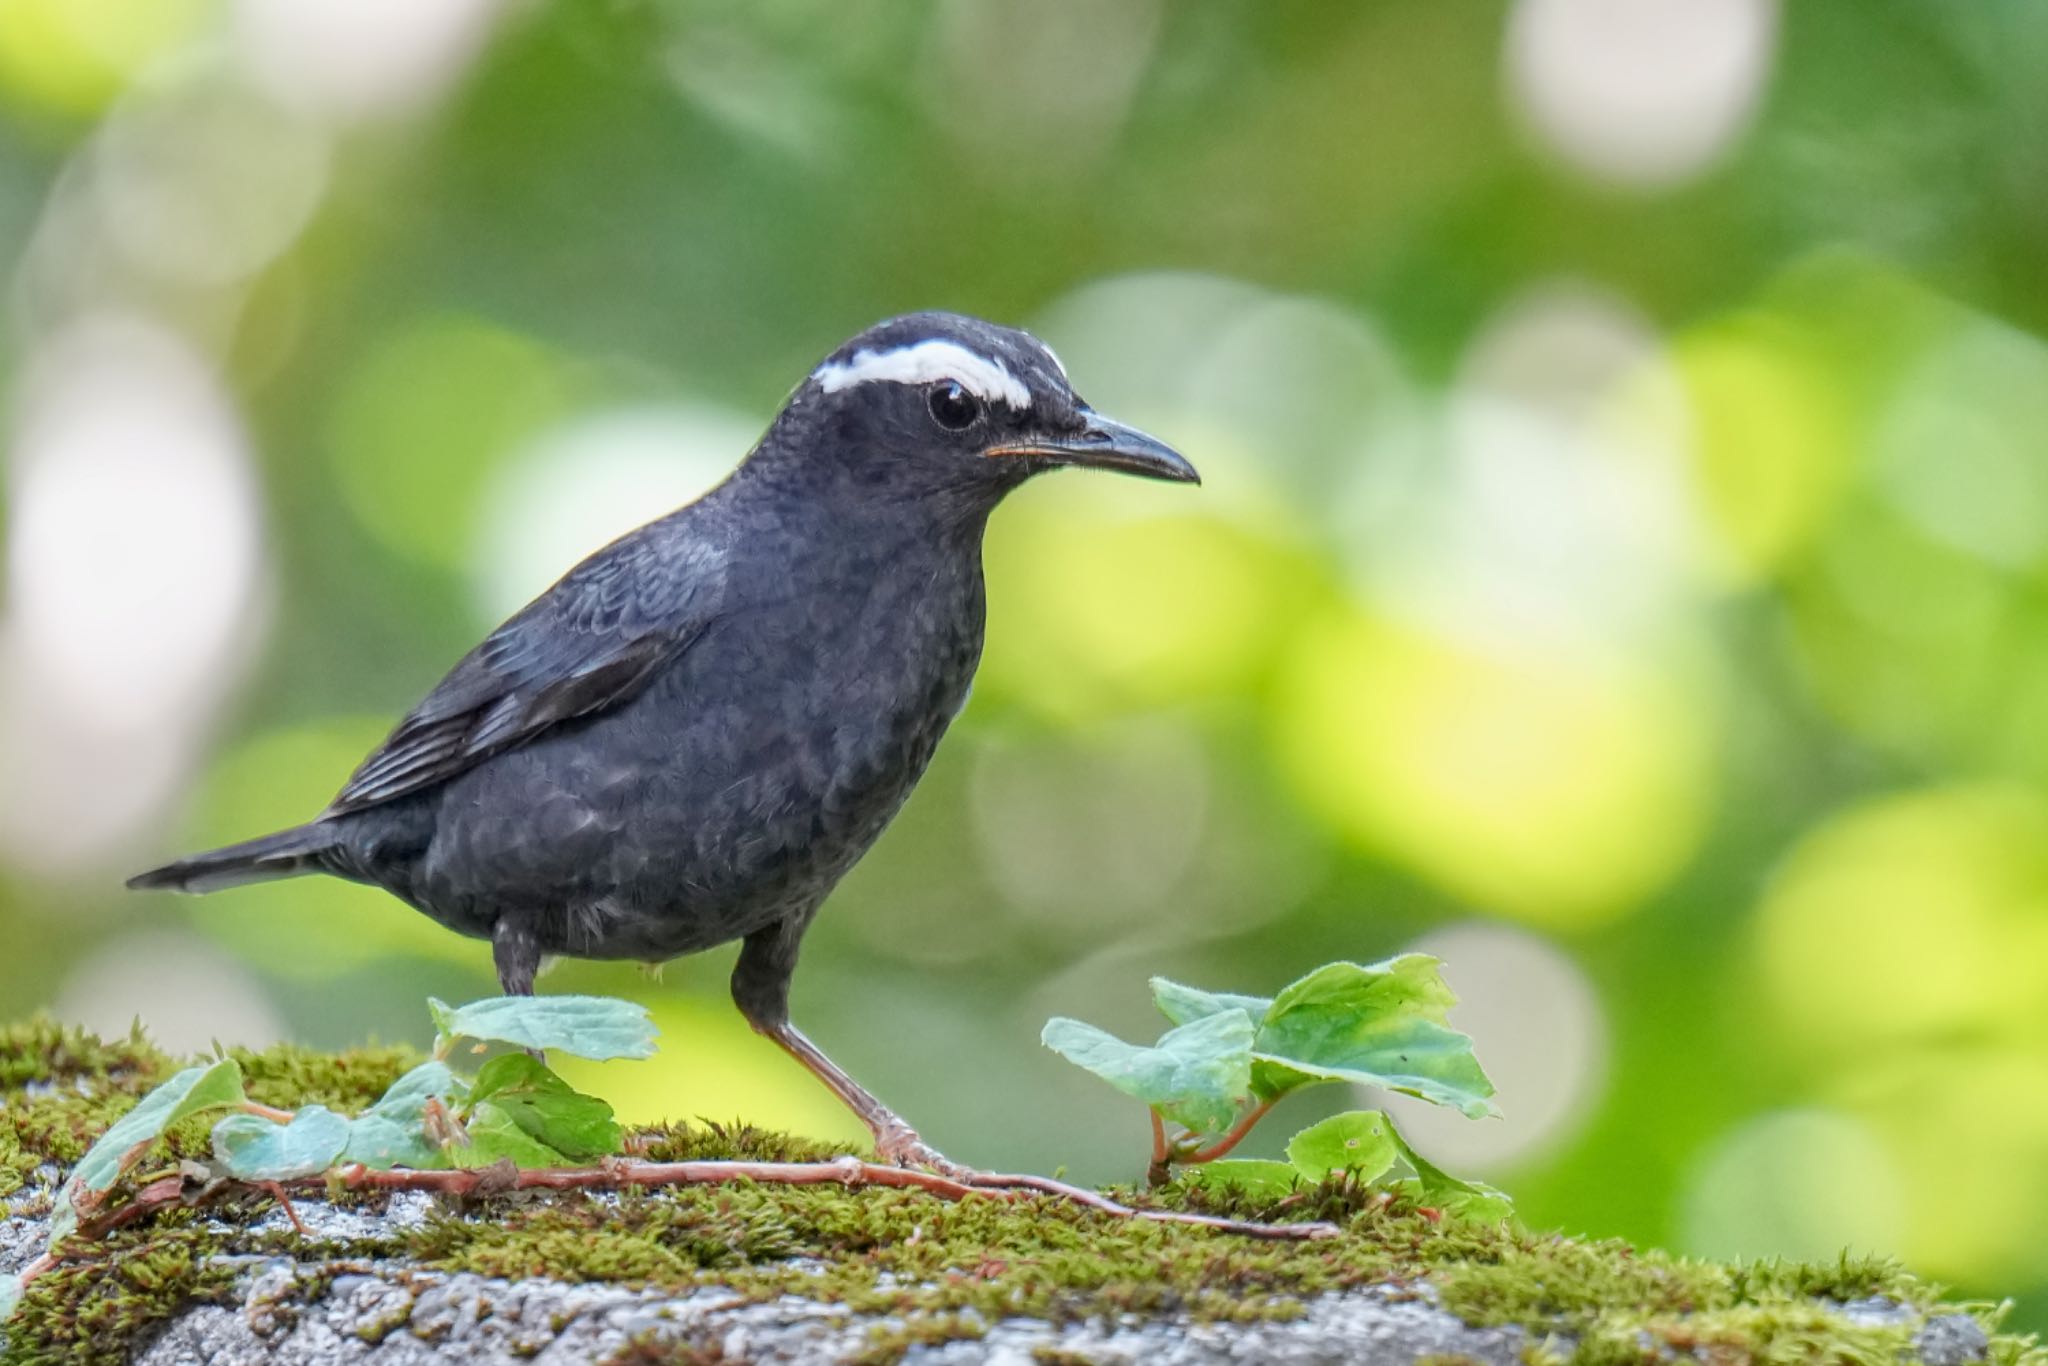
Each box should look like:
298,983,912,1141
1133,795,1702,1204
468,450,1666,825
643,554,985,871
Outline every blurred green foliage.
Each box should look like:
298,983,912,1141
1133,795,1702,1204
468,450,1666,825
2,0,2047,1332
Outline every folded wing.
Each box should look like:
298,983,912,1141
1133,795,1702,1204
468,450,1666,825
326,524,728,816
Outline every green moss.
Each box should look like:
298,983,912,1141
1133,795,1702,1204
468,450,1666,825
230,1040,424,1116
630,1118,856,1167
3,1217,237,1366
5,1028,2047,1366
0,1017,168,1094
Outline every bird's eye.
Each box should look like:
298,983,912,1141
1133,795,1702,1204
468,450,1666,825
926,380,981,431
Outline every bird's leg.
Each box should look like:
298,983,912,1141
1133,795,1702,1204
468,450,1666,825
493,920,547,1062
494,919,541,996
758,1020,961,1172
732,921,962,1174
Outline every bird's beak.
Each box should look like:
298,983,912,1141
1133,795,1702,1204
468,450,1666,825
985,410,1200,485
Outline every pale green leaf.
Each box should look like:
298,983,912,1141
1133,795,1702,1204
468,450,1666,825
53,1057,247,1242
1,1271,21,1320
212,1105,351,1181
1149,977,1272,1030
1181,1159,1300,1199
455,1101,569,1168
1252,956,1497,1117
71,1058,247,1194
466,1053,620,1160
366,1061,462,1120
1285,1109,1400,1183
344,1112,450,1171
432,995,656,1060
341,1060,463,1170
1042,1011,1254,1135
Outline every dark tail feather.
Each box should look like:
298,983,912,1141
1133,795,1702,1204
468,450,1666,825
126,824,339,894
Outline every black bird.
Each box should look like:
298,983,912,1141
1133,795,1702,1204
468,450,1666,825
130,311,1196,1167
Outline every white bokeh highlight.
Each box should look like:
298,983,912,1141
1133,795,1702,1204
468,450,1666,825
1367,281,1697,648
1873,318,2048,571
1507,0,1778,188
0,315,268,871
471,404,759,622
1681,1108,1907,1262
1035,271,1418,525
54,929,286,1054
91,66,330,287
233,0,504,122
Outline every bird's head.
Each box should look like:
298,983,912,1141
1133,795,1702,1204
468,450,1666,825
770,311,1197,507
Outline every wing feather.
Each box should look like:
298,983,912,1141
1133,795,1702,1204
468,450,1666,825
325,524,727,816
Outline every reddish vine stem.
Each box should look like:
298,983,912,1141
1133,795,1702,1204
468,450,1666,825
1183,1099,1276,1164
241,1100,297,1124
1148,1109,1172,1189
962,1170,1335,1240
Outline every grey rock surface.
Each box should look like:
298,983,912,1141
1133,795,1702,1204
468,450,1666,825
130,1262,1539,1366
1,1179,1997,1365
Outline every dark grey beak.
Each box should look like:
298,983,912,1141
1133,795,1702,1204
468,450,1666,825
986,410,1200,485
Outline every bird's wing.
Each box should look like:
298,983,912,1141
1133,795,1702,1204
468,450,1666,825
324,525,728,816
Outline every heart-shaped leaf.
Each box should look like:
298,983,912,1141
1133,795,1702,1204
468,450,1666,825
455,1101,569,1169
429,995,656,1061
1,1272,21,1321
365,1061,463,1120
1252,956,1497,1117
344,1112,451,1171
466,1054,620,1160
212,1105,351,1181
1150,977,1272,1030
1042,1011,1254,1135
340,1060,465,1170
1285,1109,1399,1183
52,1058,247,1241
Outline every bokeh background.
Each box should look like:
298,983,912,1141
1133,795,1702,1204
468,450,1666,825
2,0,2046,1326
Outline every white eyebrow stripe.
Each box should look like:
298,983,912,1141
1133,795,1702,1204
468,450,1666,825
1041,341,1068,382
813,340,1032,409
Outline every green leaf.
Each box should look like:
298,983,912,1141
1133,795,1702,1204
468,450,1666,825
1041,1011,1254,1135
212,1105,351,1181
1150,977,1272,1030
344,1113,450,1171
51,1058,247,1241
71,1058,247,1195
1285,1109,1400,1183
431,995,657,1060
339,1060,465,1170
1181,1159,1300,1199
366,1061,463,1120
1387,1122,1515,1219
455,1101,569,1169
465,1053,620,1160
1,1272,21,1320
1251,956,1497,1117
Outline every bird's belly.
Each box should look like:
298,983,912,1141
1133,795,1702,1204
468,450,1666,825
403,617,979,961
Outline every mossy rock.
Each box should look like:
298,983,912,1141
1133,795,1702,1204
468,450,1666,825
0,1019,2035,1364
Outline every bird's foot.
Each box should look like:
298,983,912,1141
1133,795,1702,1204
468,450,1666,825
874,1124,970,1178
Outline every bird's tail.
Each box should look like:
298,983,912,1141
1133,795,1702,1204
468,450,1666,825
126,823,339,894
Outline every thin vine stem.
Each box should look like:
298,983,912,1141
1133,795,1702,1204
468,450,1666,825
1183,1099,1276,1164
